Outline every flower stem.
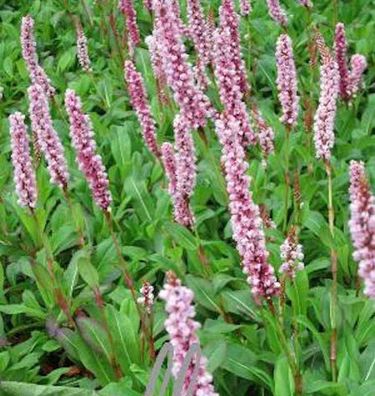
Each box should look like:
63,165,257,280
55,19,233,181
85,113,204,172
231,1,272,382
63,188,85,248
283,127,291,232
267,300,303,395
31,210,74,327
325,160,338,382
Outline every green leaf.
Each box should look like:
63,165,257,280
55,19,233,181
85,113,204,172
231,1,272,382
221,343,273,390
0,381,97,396
0,304,46,320
74,249,99,288
163,222,198,251
274,356,294,396
186,275,222,313
106,305,141,373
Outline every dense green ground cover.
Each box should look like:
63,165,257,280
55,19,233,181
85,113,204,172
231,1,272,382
0,0,374,395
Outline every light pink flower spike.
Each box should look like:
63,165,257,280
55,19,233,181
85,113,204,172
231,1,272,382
76,24,92,72
21,16,55,97
297,0,312,8
334,23,350,100
145,35,169,104
118,0,141,51
159,272,219,395
240,0,252,16
266,0,288,26
280,228,304,279
215,113,280,299
137,282,154,313
220,0,249,95
313,55,339,162
153,0,211,129
252,108,275,162
347,54,367,98
28,84,69,189
124,60,160,157
276,34,299,127
349,161,375,298
9,112,38,209
65,89,112,211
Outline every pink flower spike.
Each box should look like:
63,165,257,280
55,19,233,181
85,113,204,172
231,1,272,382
219,0,249,95
173,114,196,228
280,227,304,279
118,0,141,51
9,112,38,209
124,60,160,157
252,107,275,162
215,113,280,300
76,23,92,72
143,0,153,11
297,0,313,7
137,282,154,313
28,84,69,189
240,0,252,16
153,0,212,129
347,54,367,98
348,161,375,299
266,0,288,26
145,35,169,104
276,34,299,127
64,89,112,211
161,142,178,197
186,0,212,90
159,272,218,395
21,16,55,98
212,25,255,146
313,55,339,162
334,23,350,100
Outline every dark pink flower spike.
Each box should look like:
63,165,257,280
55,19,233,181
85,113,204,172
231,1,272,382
9,112,38,209
21,15,55,97
349,161,375,299
28,84,69,189
65,89,112,211
124,60,160,158
161,142,178,197
334,23,350,100
159,272,219,395
186,0,212,90
215,113,280,300
173,114,196,228
118,0,141,52
143,0,153,11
